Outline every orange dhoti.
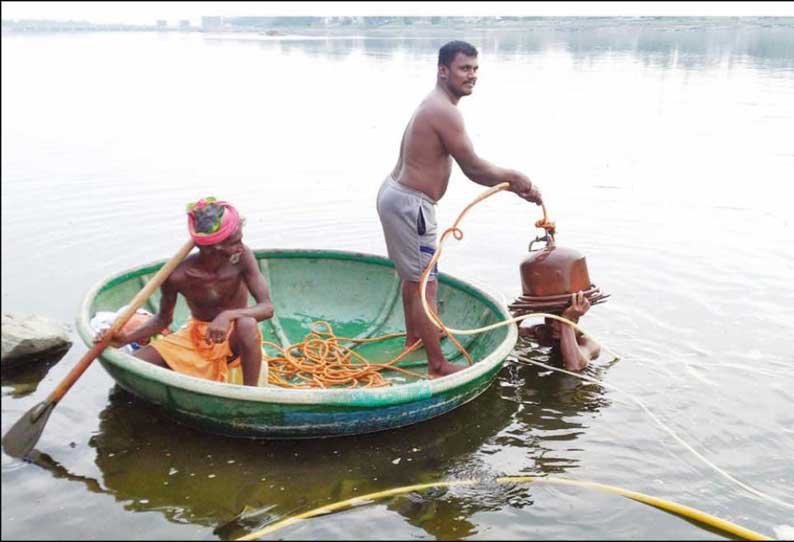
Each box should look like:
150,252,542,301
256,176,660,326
150,319,263,384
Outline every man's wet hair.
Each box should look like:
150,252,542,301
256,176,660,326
193,203,225,234
438,41,478,67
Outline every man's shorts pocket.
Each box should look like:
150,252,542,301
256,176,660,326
417,205,427,235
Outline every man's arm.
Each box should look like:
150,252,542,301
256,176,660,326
558,324,587,372
558,292,600,371
204,249,274,344
435,106,542,204
96,278,178,347
222,249,274,323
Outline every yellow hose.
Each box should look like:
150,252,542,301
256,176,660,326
235,480,478,540
234,476,773,540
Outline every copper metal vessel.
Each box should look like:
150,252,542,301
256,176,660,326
509,234,609,316
519,245,591,297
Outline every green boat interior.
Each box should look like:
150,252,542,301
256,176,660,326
89,250,510,387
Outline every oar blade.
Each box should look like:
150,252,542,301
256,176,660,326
2,401,55,459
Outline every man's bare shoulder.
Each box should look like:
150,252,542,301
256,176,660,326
165,256,194,285
416,92,462,128
240,245,259,272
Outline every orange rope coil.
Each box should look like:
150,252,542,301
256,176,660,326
262,321,472,389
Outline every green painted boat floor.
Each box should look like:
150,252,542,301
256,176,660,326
89,251,509,390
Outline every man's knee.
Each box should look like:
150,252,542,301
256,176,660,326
234,317,260,342
134,345,168,367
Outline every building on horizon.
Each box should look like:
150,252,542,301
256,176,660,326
201,16,222,31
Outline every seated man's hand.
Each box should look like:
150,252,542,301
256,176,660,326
94,328,127,347
562,291,590,323
206,313,232,344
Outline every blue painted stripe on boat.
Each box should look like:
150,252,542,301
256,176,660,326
346,380,433,407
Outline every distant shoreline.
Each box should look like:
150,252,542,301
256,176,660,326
3,16,793,36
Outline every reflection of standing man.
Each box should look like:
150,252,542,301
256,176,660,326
377,40,543,378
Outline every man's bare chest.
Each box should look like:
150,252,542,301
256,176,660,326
179,268,244,305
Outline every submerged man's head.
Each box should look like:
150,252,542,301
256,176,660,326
437,40,479,97
527,317,578,347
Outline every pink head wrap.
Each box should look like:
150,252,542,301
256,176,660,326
186,197,241,246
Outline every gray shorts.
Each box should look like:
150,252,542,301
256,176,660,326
376,175,439,282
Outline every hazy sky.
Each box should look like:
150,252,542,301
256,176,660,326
1,1,790,25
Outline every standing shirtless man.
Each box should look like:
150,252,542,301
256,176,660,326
377,41,543,378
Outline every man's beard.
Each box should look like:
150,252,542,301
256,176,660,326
452,84,473,98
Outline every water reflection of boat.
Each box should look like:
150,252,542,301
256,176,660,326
75,250,516,439
24,347,611,539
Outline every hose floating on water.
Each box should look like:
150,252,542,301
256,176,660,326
234,475,772,541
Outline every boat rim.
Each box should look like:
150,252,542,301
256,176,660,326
76,248,517,406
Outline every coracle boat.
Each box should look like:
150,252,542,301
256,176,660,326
76,249,516,438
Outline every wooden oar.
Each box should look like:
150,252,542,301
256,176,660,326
2,239,195,459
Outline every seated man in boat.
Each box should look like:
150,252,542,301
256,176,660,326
519,291,600,372
95,197,274,386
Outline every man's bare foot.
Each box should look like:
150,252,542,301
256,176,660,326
427,361,464,379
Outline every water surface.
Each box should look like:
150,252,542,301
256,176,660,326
2,18,794,540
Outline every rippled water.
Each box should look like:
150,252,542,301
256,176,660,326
3,19,794,540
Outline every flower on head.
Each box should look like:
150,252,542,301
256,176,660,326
186,196,218,213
